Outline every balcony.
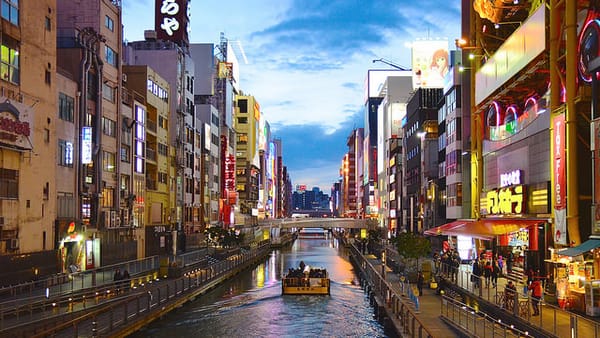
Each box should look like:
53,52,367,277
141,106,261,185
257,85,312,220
146,148,157,163
146,119,157,134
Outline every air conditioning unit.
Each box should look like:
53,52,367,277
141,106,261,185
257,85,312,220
9,238,19,249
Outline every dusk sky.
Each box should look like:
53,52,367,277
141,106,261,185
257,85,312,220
122,0,461,192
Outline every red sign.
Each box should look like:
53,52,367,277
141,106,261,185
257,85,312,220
553,114,567,245
553,115,565,208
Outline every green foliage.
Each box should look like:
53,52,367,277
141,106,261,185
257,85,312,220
206,227,244,247
395,232,431,260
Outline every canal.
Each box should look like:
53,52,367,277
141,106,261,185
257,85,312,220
129,236,394,337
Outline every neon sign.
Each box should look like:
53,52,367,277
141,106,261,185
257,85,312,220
486,184,526,215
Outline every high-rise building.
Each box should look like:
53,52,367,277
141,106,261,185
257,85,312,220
122,65,172,257
235,95,261,225
1,0,58,283
124,28,195,253
56,0,135,269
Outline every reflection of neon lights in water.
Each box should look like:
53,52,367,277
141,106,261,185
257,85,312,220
256,264,265,288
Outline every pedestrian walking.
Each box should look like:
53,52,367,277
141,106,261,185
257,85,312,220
530,278,543,315
417,271,424,296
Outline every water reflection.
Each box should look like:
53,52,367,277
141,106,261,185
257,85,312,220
130,237,390,337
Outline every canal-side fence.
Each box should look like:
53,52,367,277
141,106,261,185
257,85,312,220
1,242,271,338
0,255,160,301
441,294,538,337
438,261,600,337
348,242,435,338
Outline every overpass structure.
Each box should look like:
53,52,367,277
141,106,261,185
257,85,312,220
258,217,368,230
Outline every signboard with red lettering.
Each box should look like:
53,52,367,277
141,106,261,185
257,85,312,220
155,0,190,47
0,98,33,151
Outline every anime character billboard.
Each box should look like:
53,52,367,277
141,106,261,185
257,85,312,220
411,40,449,89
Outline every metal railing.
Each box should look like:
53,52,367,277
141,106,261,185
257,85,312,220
349,243,434,338
0,256,160,300
441,294,535,337
438,261,600,337
1,243,271,337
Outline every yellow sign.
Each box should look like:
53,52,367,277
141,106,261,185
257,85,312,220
486,184,525,215
360,228,367,239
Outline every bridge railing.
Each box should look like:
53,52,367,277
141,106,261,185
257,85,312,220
258,217,368,229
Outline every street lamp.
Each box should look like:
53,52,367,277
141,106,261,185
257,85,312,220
372,58,411,71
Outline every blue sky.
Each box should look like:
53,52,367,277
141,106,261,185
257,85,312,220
122,0,461,192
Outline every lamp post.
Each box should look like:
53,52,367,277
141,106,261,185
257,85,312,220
372,58,411,71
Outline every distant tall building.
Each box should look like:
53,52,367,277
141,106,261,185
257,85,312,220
404,88,443,233
235,95,261,225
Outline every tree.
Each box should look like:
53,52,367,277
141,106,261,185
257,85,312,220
394,232,431,271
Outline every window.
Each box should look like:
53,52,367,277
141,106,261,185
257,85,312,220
1,43,19,84
44,128,50,143
1,0,18,25
237,133,248,144
102,117,116,137
158,172,168,184
102,82,115,102
238,99,248,113
104,15,114,31
45,70,51,85
58,139,74,167
120,144,130,162
58,93,74,122
45,16,51,31
101,187,114,208
158,142,168,156
0,168,18,198
102,151,116,172
237,117,248,124
104,45,117,67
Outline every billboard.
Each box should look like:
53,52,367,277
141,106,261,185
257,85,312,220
155,0,190,47
411,39,449,88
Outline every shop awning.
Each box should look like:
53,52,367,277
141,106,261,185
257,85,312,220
424,218,544,240
558,239,600,257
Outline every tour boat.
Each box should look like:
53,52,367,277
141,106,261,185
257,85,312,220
297,227,328,239
282,264,330,295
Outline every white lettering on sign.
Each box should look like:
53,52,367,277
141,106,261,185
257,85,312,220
159,0,180,36
500,170,522,187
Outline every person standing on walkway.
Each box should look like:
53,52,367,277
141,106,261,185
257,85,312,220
483,261,492,288
113,268,123,294
507,251,514,274
491,259,500,288
417,271,424,296
530,278,543,315
472,259,481,289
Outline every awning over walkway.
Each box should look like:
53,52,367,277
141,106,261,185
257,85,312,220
424,218,544,240
558,239,600,257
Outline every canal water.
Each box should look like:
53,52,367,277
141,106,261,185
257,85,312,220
129,237,394,337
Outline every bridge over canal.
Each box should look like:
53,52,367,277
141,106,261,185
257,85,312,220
258,217,368,230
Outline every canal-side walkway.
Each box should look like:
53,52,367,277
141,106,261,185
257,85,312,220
0,243,272,337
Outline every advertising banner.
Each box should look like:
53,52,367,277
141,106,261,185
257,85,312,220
553,114,567,245
411,39,449,89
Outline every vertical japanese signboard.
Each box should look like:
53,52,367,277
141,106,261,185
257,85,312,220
593,119,600,235
155,0,190,47
553,114,567,245
82,126,92,164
